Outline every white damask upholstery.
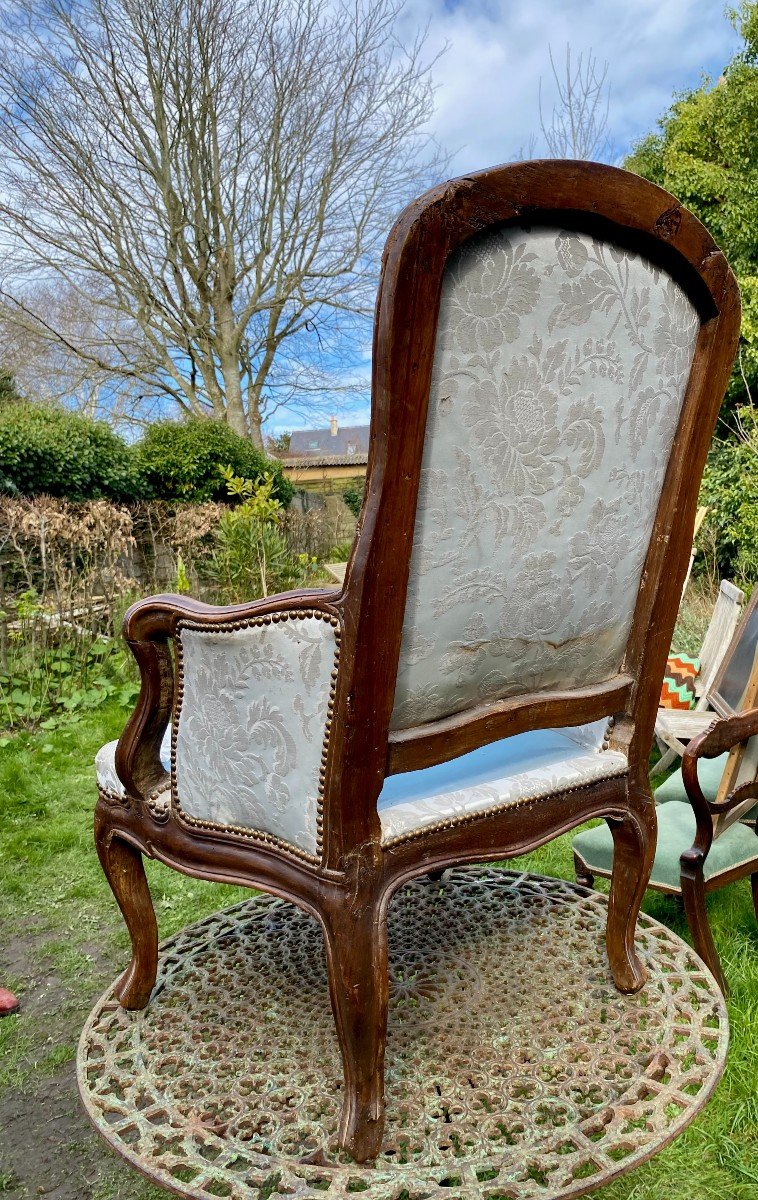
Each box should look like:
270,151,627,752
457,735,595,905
96,616,337,856
391,224,700,730
96,718,623,849
378,720,626,844
95,734,171,801
172,615,338,857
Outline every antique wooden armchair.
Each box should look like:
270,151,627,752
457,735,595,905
94,161,739,1163
575,591,758,992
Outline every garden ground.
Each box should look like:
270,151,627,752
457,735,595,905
0,701,757,1200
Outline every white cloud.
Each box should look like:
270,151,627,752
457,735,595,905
274,1,742,432
400,0,740,173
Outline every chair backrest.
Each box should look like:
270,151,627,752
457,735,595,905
329,161,739,858
390,222,700,730
712,641,758,836
681,504,708,596
696,578,745,704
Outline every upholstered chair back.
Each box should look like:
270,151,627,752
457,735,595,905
390,224,700,731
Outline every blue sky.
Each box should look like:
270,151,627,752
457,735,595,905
407,0,741,174
275,0,742,434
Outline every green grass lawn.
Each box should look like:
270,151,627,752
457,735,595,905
0,701,756,1198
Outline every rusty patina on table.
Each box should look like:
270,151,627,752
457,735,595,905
77,869,728,1200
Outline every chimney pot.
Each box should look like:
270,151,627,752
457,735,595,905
329,416,338,437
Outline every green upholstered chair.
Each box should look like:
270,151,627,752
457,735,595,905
573,720,758,993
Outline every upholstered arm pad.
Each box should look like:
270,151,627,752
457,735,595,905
116,595,340,849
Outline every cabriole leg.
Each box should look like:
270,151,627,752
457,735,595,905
95,805,158,1010
680,855,727,995
573,851,595,890
321,895,388,1162
605,788,656,994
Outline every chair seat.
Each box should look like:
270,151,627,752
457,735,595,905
656,709,715,742
95,737,171,812
96,722,626,844
377,723,627,845
655,752,758,821
654,753,728,803
573,801,758,893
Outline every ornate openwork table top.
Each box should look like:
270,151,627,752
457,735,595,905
78,869,728,1200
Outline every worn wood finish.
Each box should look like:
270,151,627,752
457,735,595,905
697,580,746,699
95,807,158,1010
679,848,729,993
387,677,634,774
605,779,658,993
684,707,758,778
322,867,388,1163
654,708,715,744
98,161,741,1160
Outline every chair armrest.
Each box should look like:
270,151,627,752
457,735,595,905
115,588,340,803
122,588,341,641
681,706,758,856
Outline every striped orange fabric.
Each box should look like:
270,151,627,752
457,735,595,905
660,653,699,710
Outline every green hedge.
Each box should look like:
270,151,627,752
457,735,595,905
0,408,293,507
133,420,293,505
0,404,139,501
700,410,758,586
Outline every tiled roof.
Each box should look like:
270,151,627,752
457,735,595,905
288,424,370,456
284,452,368,468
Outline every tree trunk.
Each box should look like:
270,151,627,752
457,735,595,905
248,405,264,451
225,397,253,441
218,347,257,444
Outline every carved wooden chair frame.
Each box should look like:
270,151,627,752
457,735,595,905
679,708,758,993
96,161,740,1163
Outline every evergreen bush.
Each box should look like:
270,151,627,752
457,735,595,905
0,404,139,501
133,420,293,505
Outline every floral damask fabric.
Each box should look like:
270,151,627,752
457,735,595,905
391,225,700,730
377,721,627,844
94,718,613,847
95,734,171,800
173,616,337,857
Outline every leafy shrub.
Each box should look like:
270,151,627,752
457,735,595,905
700,406,758,585
134,420,293,506
341,480,364,518
0,371,21,407
211,469,316,602
0,404,139,501
0,608,138,734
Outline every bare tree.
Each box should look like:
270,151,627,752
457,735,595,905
538,45,612,162
0,0,444,446
0,281,156,422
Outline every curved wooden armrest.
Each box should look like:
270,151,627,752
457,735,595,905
683,707,758,762
122,587,341,641
681,707,758,856
116,587,341,802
